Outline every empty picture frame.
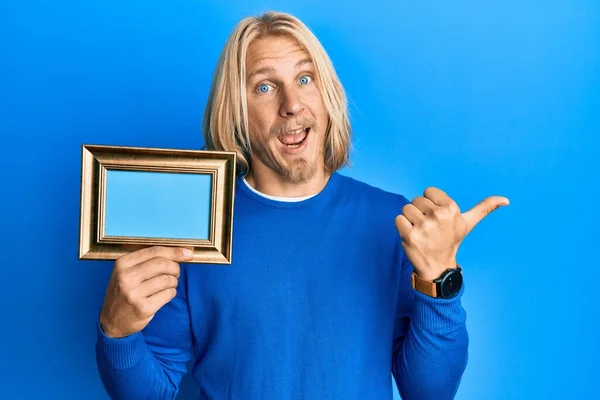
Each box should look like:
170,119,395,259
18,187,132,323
79,144,236,264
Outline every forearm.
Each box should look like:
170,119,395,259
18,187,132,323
95,321,179,400
392,287,469,399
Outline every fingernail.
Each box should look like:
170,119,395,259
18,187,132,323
183,249,193,257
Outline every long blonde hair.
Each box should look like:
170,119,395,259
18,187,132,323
202,11,352,175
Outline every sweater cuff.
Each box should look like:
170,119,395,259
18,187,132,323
411,283,467,330
96,318,148,369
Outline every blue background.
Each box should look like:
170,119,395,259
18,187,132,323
1,1,598,399
105,170,211,240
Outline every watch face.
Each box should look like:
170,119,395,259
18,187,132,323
440,269,463,298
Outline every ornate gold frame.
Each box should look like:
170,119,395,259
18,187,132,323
78,144,236,264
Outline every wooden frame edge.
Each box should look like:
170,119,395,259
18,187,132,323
78,144,236,265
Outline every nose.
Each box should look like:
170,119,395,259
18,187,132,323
278,85,304,118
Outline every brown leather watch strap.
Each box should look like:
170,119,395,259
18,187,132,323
411,272,438,297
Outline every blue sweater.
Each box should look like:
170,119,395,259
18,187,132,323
96,172,468,399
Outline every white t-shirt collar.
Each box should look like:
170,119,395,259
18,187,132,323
242,177,317,202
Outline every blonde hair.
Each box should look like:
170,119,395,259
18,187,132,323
202,11,352,175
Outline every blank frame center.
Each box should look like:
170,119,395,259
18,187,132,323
104,170,212,240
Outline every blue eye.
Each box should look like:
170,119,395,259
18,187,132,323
299,76,312,85
258,84,271,93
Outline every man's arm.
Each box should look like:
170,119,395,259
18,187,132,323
391,187,506,398
391,251,469,400
95,249,194,400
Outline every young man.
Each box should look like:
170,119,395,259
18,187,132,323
96,11,508,400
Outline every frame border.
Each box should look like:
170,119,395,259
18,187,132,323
78,144,236,264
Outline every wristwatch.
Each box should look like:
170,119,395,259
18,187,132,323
411,266,463,299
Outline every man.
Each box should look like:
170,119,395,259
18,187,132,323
96,11,508,400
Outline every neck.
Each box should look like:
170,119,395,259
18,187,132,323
245,165,330,198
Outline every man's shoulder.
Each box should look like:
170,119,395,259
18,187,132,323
336,173,411,208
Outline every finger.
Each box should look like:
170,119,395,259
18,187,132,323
130,257,181,284
423,187,454,207
118,246,193,269
395,214,413,238
146,287,178,314
138,274,179,298
401,203,425,225
411,196,437,215
462,196,510,234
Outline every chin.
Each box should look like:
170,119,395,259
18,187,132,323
279,159,318,185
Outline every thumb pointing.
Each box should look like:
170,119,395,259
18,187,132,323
462,196,509,234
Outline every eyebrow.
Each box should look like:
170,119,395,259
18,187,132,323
247,58,314,81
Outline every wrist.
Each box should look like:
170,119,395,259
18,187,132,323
414,263,458,282
411,265,463,299
413,271,439,282
99,315,125,338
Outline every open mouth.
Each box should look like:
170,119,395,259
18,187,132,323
278,127,310,149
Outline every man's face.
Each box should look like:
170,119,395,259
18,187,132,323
245,35,328,185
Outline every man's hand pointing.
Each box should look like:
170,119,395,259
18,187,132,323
395,187,509,282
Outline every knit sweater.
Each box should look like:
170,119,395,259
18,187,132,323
96,172,468,399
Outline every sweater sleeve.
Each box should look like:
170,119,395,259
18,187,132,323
95,264,194,400
391,249,469,400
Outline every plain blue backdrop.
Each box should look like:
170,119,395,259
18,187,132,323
1,1,598,399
